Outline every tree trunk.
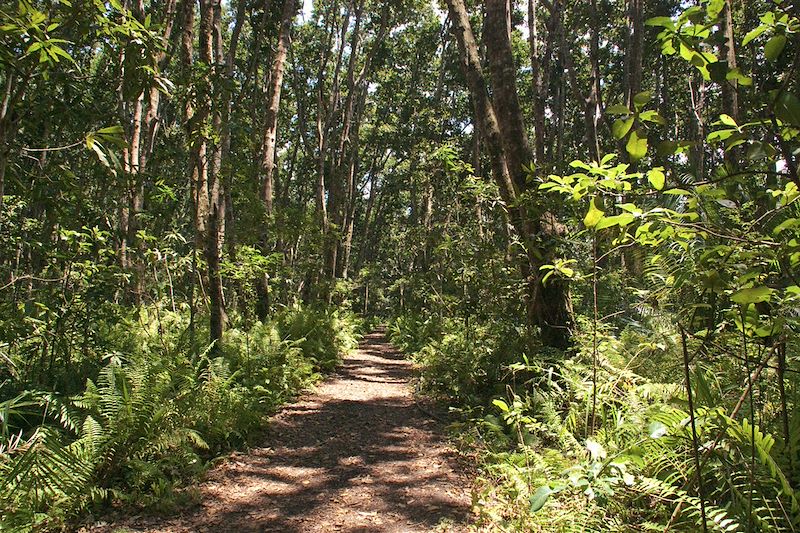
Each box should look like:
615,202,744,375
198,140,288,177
254,0,294,320
447,0,573,349
198,0,225,348
624,0,644,108
260,0,295,216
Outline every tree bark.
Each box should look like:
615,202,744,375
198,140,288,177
197,0,225,348
623,0,644,108
260,0,295,216
447,0,573,349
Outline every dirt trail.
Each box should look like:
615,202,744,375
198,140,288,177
98,329,472,532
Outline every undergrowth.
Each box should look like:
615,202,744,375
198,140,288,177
0,304,362,532
389,313,800,532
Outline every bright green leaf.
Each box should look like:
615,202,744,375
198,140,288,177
633,91,652,109
529,486,553,513
584,197,605,229
612,117,635,140
726,68,753,86
626,130,648,162
606,104,631,115
645,16,674,28
647,168,665,190
742,25,767,47
640,110,667,125
492,399,510,412
596,213,635,230
719,114,737,128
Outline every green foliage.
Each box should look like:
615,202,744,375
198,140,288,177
275,306,361,372
0,303,361,530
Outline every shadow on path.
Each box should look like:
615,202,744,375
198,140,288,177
98,330,472,533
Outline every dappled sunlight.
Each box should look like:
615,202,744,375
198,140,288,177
100,331,471,532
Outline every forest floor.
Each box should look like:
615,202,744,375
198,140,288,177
87,329,473,532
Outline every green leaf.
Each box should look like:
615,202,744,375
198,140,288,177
645,16,674,29
97,125,124,135
647,168,666,190
679,42,694,61
606,104,631,115
640,110,666,125
731,286,773,305
707,129,735,143
612,117,634,139
584,197,605,229
492,399,510,413
595,213,635,230
773,91,800,127
773,218,800,234
529,485,553,513
719,114,737,128
706,0,724,19
765,34,787,61
626,130,648,162
726,68,752,86
48,43,74,63
632,91,652,109
742,25,767,47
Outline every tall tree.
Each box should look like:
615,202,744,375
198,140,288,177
446,0,573,349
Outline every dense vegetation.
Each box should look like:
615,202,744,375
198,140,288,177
1,0,798,531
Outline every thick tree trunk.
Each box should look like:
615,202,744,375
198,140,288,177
485,0,531,192
447,0,573,349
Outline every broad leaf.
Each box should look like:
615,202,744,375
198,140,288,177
742,25,767,47
731,286,773,305
584,197,605,228
612,117,634,139
632,91,652,109
765,34,786,61
645,16,674,29
529,485,552,512
647,168,666,190
640,110,666,125
492,399,509,413
773,91,800,127
606,104,631,115
626,130,648,162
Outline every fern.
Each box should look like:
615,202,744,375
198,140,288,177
636,476,743,532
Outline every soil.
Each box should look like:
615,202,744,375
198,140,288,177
89,329,473,532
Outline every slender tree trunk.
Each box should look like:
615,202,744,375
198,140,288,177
195,0,224,348
721,0,739,121
260,0,295,215
624,0,644,108
253,0,293,319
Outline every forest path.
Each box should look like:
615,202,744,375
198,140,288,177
98,329,473,532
